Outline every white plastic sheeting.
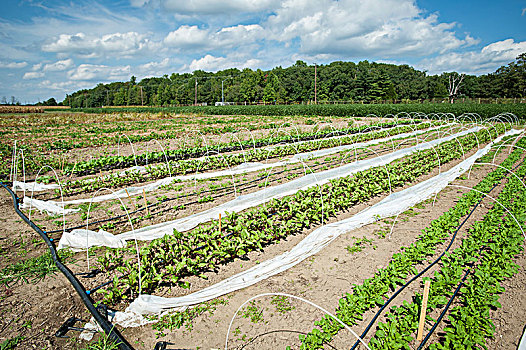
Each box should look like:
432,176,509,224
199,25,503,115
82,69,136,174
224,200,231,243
13,181,60,192
519,327,526,350
23,123,451,214
121,122,427,170
20,197,79,215
58,125,479,251
105,127,522,324
57,228,126,251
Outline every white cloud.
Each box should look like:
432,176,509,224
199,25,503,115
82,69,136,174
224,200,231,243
160,0,280,14
23,71,45,79
38,79,94,91
139,58,171,71
43,32,156,58
68,64,131,81
215,24,264,47
43,58,74,71
31,63,42,71
188,54,261,71
265,0,476,57
163,24,264,52
164,26,209,48
418,39,526,75
0,61,28,69
189,55,227,71
138,58,172,78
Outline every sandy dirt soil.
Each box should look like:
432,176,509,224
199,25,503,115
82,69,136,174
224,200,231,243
1,123,524,350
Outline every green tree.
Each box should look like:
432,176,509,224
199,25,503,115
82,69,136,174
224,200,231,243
113,88,127,106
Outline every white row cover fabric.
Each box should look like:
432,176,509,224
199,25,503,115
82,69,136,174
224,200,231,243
110,127,522,323
13,181,60,192
519,327,526,350
58,228,126,251
57,125,477,251
124,122,426,170
20,197,80,215
28,123,451,216
14,123,439,195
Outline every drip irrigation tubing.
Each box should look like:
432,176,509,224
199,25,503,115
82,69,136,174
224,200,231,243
348,155,525,350
46,143,397,234
416,267,472,350
34,120,428,200
416,167,526,349
0,182,135,350
85,133,492,299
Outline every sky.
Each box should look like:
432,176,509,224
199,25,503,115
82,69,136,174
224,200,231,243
0,0,524,104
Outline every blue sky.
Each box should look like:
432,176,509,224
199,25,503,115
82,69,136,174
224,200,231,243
0,0,524,104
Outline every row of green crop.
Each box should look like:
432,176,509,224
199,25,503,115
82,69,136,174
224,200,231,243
295,133,525,349
95,125,503,305
27,116,291,151
54,103,526,120
59,121,440,195
64,119,417,175
368,139,526,349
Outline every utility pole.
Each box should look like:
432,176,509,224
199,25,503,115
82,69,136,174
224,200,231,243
139,86,144,106
194,78,198,106
221,77,231,105
314,63,317,104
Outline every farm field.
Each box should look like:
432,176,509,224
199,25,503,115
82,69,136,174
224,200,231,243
0,109,525,350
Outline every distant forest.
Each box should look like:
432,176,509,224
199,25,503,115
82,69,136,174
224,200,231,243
53,53,525,108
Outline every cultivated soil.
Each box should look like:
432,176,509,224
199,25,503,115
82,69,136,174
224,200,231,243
1,116,524,350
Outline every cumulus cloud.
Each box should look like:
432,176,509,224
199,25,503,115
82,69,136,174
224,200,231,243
43,58,74,72
139,58,171,71
188,54,261,71
138,58,172,78
23,71,45,79
68,64,131,81
215,24,264,47
0,61,28,69
164,26,209,48
418,39,526,75
43,32,156,58
160,0,280,14
163,23,264,52
265,0,476,57
38,79,94,91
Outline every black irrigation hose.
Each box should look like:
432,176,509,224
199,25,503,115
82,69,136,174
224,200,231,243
47,143,395,234
349,157,525,350
0,182,135,350
87,127,490,302
416,267,472,350
417,167,526,349
86,135,465,296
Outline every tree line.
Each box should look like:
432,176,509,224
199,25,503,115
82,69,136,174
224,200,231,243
61,53,526,108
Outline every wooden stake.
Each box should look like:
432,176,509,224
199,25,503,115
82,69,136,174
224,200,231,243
219,213,222,234
143,188,149,215
417,280,431,343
